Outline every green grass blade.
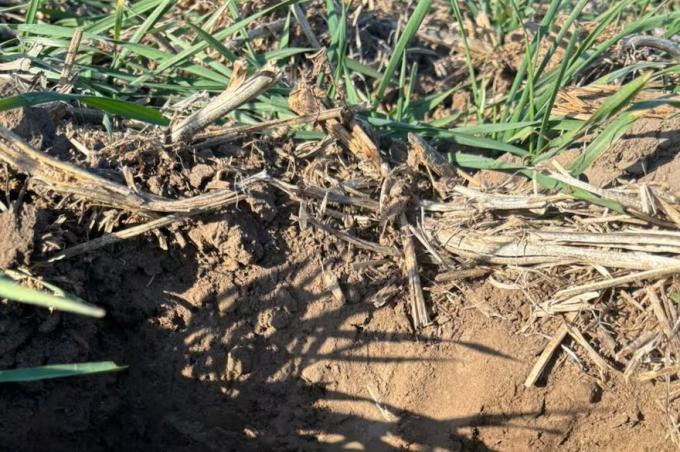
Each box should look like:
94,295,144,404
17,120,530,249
499,0,559,128
0,276,105,318
203,1,231,34
133,0,302,84
565,5,680,83
343,65,361,104
395,49,407,121
80,96,169,125
538,73,651,162
404,61,418,114
84,0,162,35
535,28,579,154
453,120,541,134
451,151,526,170
113,0,125,41
534,0,589,78
0,362,126,383
434,132,529,157
586,75,651,126
409,86,458,119
372,0,432,108
449,0,481,121
279,9,292,49
25,0,43,25
187,22,238,63
0,92,169,125
226,0,258,65
569,112,638,176
113,0,172,68
329,2,348,88
346,58,380,79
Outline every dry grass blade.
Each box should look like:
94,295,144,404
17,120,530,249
193,106,350,148
616,331,658,361
46,214,187,262
537,291,599,317
554,264,680,299
647,288,674,339
554,84,680,120
265,177,380,211
400,213,429,329
289,83,383,170
323,269,346,303
429,225,680,271
0,127,262,214
564,322,616,374
525,319,572,387
58,28,83,92
171,65,281,142
435,267,490,283
407,133,455,178
0,58,31,72
305,216,400,257
421,187,568,211
224,18,286,51
548,171,644,212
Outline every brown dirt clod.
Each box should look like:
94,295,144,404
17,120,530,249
0,205,37,270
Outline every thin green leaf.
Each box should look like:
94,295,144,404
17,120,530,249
449,0,481,121
279,9,292,49
587,74,652,125
346,58,380,79
372,0,432,108
407,85,457,119
113,0,172,68
85,0,162,35
0,362,126,383
569,112,638,176
25,0,43,25
539,73,651,161
0,92,169,125
113,0,125,41
0,276,105,318
133,0,302,84
536,28,579,153
534,0,589,78
187,22,238,63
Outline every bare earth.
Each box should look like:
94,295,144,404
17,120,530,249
0,196,673,451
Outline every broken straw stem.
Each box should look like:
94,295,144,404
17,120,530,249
400,213,429,329
170,66,280,143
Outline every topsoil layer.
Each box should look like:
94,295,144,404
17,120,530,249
0,194,673,451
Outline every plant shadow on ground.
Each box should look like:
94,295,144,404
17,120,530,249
0,201,574,452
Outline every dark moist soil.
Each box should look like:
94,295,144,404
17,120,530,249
0,104,675,452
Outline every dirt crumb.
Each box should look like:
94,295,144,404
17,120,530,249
188,164,215,188
472,153,525,189
585,116,680,187
0,106,56,150
0,205,37,270
189,215,264,270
